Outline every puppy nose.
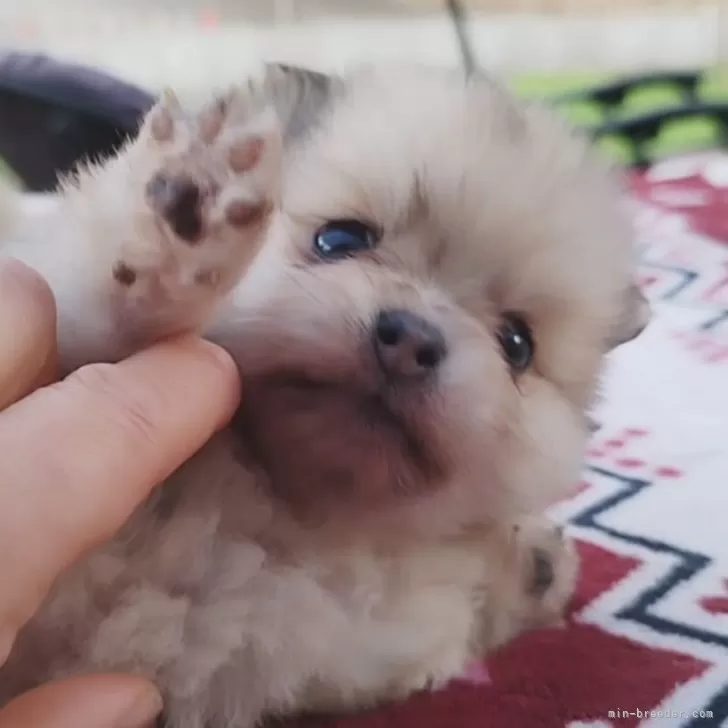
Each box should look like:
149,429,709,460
374,309,446,379
145,173,203,243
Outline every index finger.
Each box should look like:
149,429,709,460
0,336,241,658
0,259,57,409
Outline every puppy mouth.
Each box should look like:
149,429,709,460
270,372,435,466
231,369,449,510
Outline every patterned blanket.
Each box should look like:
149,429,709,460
292,152,728,728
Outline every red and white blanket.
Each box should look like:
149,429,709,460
291,152,728,728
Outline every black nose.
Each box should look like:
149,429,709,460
145,173,203,243
373,309,446,380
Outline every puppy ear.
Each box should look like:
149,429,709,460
608,283,650,349
263,63,341,139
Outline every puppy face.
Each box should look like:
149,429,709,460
215,66,647,531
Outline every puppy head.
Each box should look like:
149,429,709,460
217,65,648,532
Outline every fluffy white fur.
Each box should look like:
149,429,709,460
0,64,647,728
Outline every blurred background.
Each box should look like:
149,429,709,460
0,0,724,88
1,0,728,183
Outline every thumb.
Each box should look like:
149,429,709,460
0,674,163,728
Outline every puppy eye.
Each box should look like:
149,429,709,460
314,219,379,260
497,314,534,373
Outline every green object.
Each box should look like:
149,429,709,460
512,68,728,163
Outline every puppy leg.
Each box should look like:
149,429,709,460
108,88,281,348
518,519,580,628
478,518,580,651
384,523,579,701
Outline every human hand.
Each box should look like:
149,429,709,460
0,259,241,728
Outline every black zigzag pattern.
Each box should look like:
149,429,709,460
685,685,728,728
638,259,701,301
572,466,728,724
701,310,728,332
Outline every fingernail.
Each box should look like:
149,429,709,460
115,686,164,728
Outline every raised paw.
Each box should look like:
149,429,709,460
111,86,281,338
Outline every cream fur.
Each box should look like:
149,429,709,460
0,64,645,728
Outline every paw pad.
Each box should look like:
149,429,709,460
194,269,221,287
229,137,265,173
145,174,203,244
225,199,266,227
198,97,229,143
113,262,137,287
529,548,555,597
148,88,181,143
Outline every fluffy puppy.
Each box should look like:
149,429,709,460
0,64,648,728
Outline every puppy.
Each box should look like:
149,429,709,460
0,64,648,728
